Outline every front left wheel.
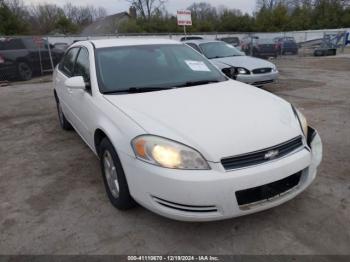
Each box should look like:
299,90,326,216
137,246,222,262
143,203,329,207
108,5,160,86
99,138,136,210
56,99,72,130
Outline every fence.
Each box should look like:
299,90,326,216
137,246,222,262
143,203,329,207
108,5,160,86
1,28,349,83
45,28,350,43
0,36,57,83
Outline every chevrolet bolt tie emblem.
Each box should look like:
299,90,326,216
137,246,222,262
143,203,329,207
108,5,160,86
265,150,279,160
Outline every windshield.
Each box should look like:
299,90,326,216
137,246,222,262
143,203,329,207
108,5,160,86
285,37,296,42
258,39,274,44
95,44,227,93
199,42,243,59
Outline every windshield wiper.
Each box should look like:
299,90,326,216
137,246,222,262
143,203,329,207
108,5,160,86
210,55,240,59
175,79,220,88
209,56,226,59
103,87,173,94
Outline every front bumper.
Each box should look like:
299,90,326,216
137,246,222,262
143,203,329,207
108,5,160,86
236,71,279,86
121,129,322,222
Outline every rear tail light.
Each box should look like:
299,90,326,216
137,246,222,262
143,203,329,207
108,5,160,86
0,55,4,64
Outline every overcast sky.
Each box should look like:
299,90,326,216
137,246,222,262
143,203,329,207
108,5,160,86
25,0,257,15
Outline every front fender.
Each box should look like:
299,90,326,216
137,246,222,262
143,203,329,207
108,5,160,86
94,99,146,158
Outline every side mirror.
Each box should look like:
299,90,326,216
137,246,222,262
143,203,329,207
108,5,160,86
65,76,86,90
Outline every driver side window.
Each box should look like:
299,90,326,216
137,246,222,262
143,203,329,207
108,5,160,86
74,48,90,83
59,47,79,77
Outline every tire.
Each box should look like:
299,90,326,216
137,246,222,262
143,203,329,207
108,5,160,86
56,99,72,130
17,61,32,81
99,138,136,210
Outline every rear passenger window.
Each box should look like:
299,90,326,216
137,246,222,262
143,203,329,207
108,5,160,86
74,48,90,83
59,48,79,77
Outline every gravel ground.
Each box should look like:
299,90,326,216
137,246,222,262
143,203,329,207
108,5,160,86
0,56,349,255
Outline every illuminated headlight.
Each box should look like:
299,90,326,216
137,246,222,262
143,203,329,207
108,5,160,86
131,135,210,170
236,67,250,75
292,106,308,137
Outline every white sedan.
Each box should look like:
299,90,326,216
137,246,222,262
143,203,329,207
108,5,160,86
184,40,279,87
53,39,322,222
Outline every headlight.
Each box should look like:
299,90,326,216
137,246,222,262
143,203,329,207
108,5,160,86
131,135,210,170
236,67,250,75
272,66,278,72
311,131,322,167
293,106,308,137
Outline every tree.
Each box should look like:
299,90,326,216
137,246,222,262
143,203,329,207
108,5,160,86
29,4,65,34
63,4,107,28
0,0,28,34
125,0,167,20
55,15,78,34
187,2,218,32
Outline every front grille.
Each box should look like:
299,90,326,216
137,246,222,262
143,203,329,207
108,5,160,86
221,136,304,170
252,68,272,74
235,171,302,206
152,196,218,213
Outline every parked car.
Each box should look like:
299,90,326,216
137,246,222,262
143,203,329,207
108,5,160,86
241,37,278,58
216,36,240,47
0,37,64,81
185,40,279,86
0,52,16,81
253,38,279,58
180,36,203,41
53,39,322,222
274,37,299,55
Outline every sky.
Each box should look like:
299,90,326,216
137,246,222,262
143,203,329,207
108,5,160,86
25,0,257,15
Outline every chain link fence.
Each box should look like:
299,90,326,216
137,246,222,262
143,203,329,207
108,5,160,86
0,36,59,84
1,29,349,84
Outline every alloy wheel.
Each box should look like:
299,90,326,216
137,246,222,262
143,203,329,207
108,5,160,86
103,150,120,198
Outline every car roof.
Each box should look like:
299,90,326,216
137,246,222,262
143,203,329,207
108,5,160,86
180,36,203,40
183,39,222,45
75,38,181,49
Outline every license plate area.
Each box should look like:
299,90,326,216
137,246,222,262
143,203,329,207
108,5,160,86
235,171,302,207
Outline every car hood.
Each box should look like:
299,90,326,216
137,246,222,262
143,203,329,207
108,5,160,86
211,56,275,71
104,81,302,162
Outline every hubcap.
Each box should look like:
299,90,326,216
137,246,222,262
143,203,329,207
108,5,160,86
19,63,32,79
103,150,119,198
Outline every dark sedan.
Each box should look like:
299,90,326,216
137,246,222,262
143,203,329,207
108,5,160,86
252,39,278,58
274,37,299,55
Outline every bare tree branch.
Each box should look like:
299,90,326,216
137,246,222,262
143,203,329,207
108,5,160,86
125,0,167,20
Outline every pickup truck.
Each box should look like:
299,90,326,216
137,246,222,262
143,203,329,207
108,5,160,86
0,37,64,81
